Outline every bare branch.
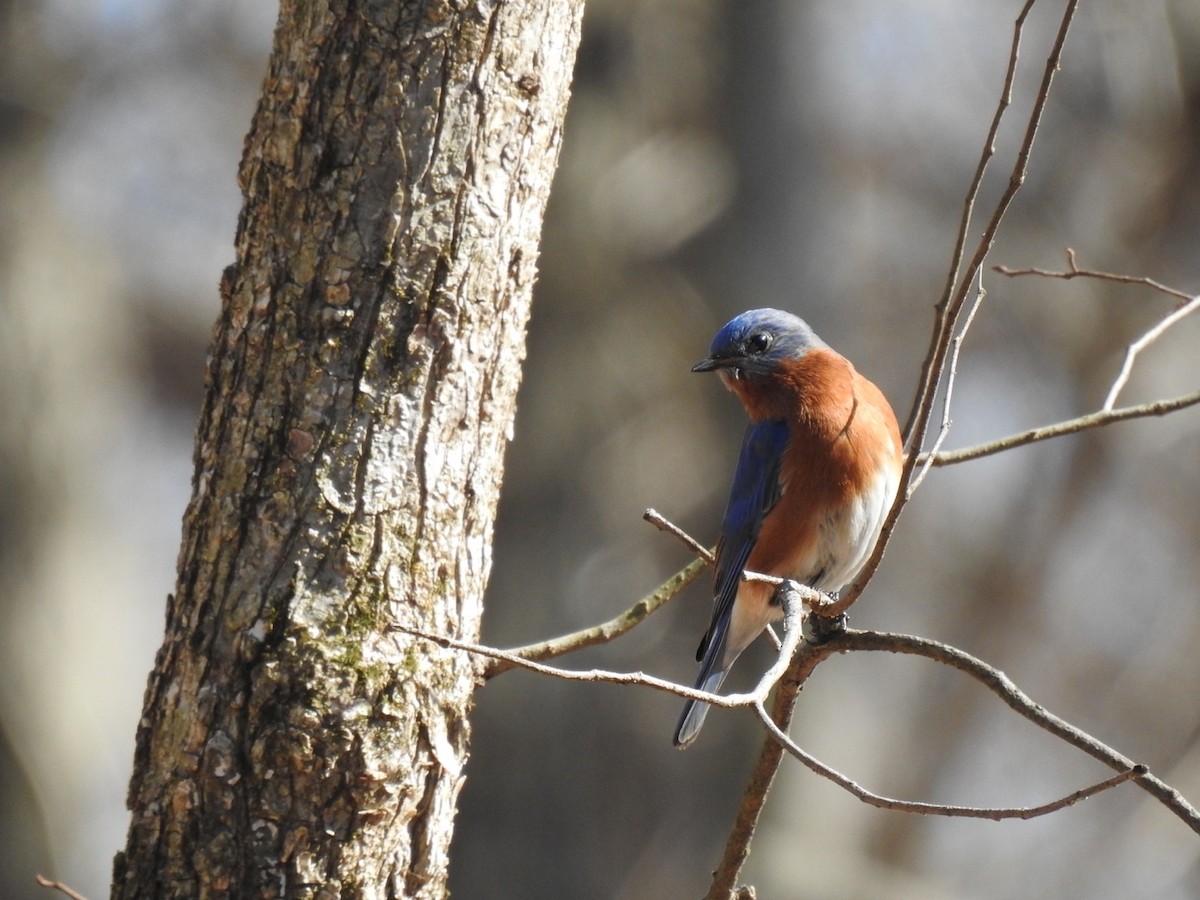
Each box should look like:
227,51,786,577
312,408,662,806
476,509,823,681
1103,293,1200,411
739,581,807,706
827,0,1080,619
424,619,1198,834
480,555,707,678
993,250,1199,412
399,581,808,712
901,0,1038,451
643,508,714,562
402,625,737,702
475,507,825,680
921,389,1200,467
756,701,1145,820
406,609,1200,848
834,628,1200,834
994,247,1194,303
35,876,88,900
909,274,987,494
644,508,827,593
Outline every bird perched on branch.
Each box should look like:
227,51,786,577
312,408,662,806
674,308,902,748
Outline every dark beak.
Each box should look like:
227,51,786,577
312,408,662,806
691,356,727,373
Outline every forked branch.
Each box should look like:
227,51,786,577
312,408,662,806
994,247,1193,303
405,586,1195,829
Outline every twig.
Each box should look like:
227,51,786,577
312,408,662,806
404,618,1200,836
829,0,1079,620
994,247,1194,303
919,389,1200,467
757,702,1146,820
901,0,1038,450
480,554,707,677
400,580,807,714
909,273,987,494
643,508,808,591
1103,294,1200,411
35,876,88,900
834,627,1200,834
739,581,806,709
643,508,714,563
479,509,805,680
993,250,1199,412
644,510,792,648
403,625,738,702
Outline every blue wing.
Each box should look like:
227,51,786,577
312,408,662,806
696,418,789,662
674,418,789,747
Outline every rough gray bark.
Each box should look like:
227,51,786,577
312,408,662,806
112,0,583,896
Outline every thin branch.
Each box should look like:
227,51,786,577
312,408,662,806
35,876,88,900
828,0,1079,621
648,511,816,595
479,508,807,680
994,247,1194,303
902,0,1037,450
477,508,805,678
993,250,1199,413
402,625,737,702
920,389,1200,466
834,627,1200,834
404,618,1200,836
643,508,792,650
909,273,987,494
643,508,714,563
480,554,707,677
756,701,1145,820
399,581,809,711
1103,293,1200,411
739,581,807,707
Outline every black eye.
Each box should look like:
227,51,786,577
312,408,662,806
746,331,772,354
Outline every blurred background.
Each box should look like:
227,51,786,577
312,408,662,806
2,0,1199,897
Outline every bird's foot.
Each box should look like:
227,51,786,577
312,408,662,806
804,609,846,644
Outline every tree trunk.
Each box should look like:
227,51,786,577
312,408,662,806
112,0,583,896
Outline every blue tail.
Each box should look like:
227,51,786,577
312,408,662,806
673,621,731,748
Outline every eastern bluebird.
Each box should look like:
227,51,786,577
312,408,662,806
674,308,902,748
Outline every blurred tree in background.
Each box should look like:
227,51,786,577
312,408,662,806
2,1,1199,898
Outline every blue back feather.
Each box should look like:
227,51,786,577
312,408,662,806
696,418,789,661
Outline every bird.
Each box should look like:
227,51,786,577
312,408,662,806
674,308,902,748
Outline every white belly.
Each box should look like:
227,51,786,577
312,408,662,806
807,464,899,593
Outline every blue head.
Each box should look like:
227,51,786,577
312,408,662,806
693,308,826,379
